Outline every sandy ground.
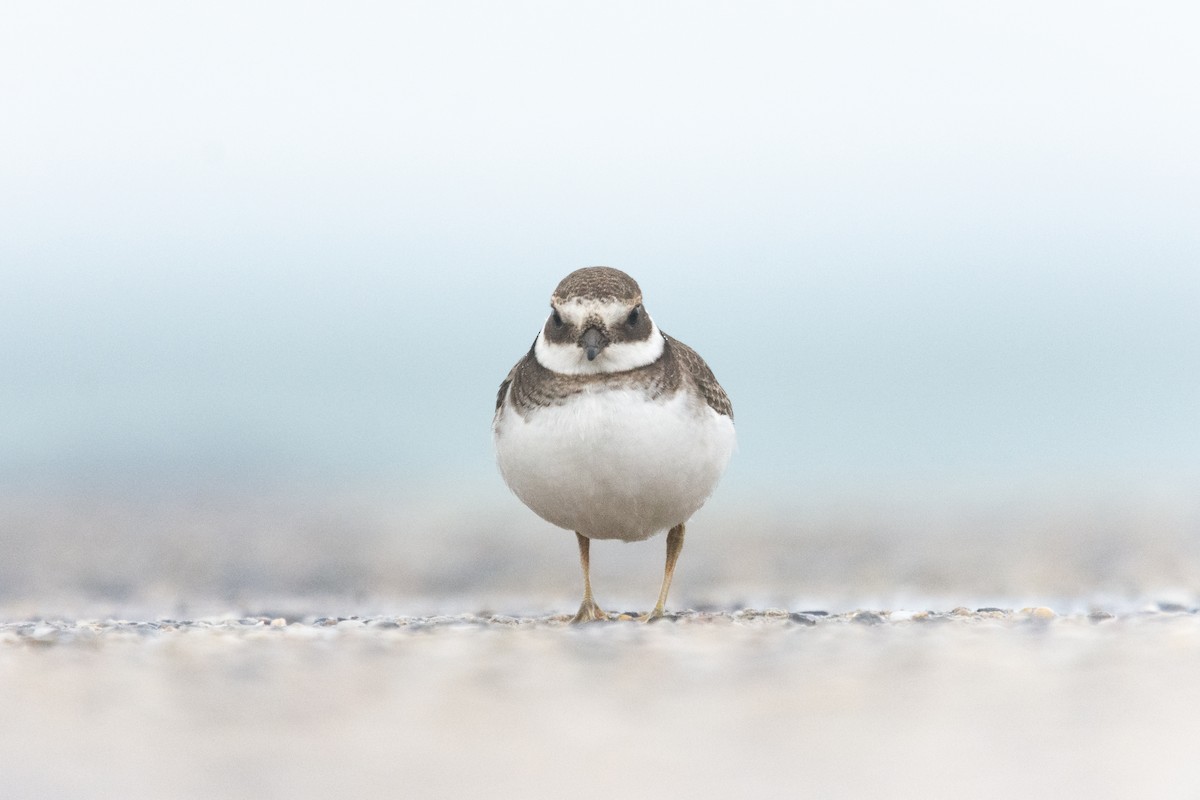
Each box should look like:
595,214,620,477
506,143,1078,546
2,490,1199,798
3,608,1200,800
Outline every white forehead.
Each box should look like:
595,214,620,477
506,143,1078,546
552,297,637,326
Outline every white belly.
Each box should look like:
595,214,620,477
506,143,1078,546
493,387,735,541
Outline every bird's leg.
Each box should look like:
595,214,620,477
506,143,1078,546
571,532,608,623
642,523,686,622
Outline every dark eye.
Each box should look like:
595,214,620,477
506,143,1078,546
551,309,564,328
626,306,640,327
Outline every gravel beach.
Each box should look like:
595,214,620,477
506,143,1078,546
4,606,1200,800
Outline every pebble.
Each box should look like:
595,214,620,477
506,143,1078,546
975,608,1009,619
1020,607,1057,619
1156,602,1190,613
29,625,57,641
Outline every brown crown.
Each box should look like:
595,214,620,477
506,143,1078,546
551,267,642,304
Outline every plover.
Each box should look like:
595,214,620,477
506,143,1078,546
493,267,735,622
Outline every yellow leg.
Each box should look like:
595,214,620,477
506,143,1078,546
643,524,686,621
571,532,608,623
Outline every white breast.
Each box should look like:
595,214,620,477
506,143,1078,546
493,387,735,541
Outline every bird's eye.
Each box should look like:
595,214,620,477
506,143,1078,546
626,306,640,327
551,309,564,328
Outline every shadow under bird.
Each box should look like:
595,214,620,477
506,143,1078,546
492,267,735,622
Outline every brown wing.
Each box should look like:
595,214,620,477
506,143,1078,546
494,340,536,417
495,375,513,414
494,339,529,416
495,343,576,419
495,340,580,419
663,334,734,420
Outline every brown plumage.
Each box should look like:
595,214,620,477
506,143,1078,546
551,266,643,305
495,333,733,421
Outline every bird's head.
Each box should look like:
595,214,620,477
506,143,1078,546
533,267,664,375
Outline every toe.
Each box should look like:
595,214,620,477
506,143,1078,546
571,600,609,623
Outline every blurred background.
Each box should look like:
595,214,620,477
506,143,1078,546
1,1,1198,614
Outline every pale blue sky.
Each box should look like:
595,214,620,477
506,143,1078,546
1,2,1197,506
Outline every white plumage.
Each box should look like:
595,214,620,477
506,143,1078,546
493,384,735,541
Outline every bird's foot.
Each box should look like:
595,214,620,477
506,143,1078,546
636,605,667,623
571,598,610,623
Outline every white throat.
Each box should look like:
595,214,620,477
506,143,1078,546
534,322,665,375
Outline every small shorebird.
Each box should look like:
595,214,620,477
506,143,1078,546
492,267,735,622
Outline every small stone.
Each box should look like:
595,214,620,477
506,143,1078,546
950,607,973,616
1156,602,1189,613
976,607,1007,614
852,611,884,625
270,618,287,627
1020,606,1056,619
788,612,817,626
1088,610,1115,623
801,610,830,617
29,625,58,641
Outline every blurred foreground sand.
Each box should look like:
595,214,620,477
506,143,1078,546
2,488,1199,798
3,611,1200,800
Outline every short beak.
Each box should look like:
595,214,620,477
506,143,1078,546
580,326,608,361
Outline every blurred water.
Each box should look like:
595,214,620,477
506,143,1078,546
3,215,1196,504
1,2,1198,558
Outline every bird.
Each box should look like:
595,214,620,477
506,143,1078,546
492,266,735,622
